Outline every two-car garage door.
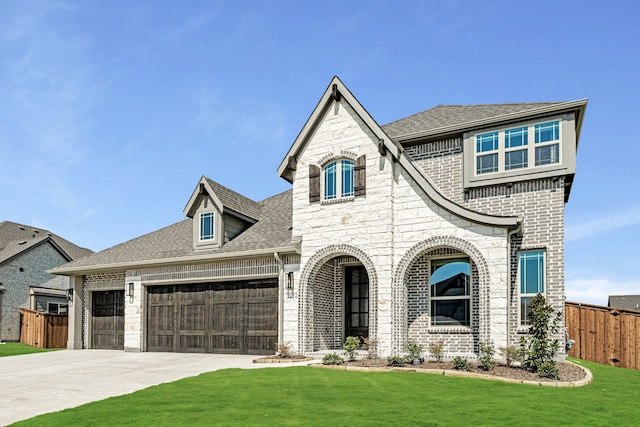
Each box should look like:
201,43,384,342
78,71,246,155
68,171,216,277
146,279,278,355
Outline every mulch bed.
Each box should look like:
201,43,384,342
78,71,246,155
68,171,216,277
342,359,587,383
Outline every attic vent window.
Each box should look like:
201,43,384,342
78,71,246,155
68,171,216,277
199,212,215,241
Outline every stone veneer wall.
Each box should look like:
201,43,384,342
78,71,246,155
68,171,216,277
407,138,567,354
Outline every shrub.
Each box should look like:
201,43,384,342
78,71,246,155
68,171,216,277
386,356,405,367
498,345,523,367
478,341,496,371
363,338,379,360
343,336,360,361
428,340,445,362
539,361,560,380
322,353,344,365
519,294,562,375
275,342,292,358
404,339,423,362
453,356,471,371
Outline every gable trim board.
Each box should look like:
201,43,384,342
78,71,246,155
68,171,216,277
51,76,584,359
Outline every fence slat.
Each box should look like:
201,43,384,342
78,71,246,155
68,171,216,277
565,302,640,370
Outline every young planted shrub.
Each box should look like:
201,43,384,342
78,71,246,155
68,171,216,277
343,336,360,362
428,340,445,362
386,356,405,367
404,339,423,362
275,342,292,358
322,353,344,365
453,356,472,371
498,345,523,367
478,341,496,371
519,294,562,379
363,338,379,360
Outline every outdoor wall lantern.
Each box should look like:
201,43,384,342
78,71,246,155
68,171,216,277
127,282,135,301
66,288,73,302
286,272,294,299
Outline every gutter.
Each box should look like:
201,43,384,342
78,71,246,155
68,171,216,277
48,245,299,276
274,251,285,347
506,221,523,348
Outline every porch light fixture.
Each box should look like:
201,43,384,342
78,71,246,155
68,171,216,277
286,272,294,299
66,288,73,302
127,282,134,301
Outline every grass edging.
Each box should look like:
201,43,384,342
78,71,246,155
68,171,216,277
253,356,314,363
310,360,593,388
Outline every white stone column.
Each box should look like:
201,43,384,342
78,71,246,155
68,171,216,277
67,275,84,349
124,276,143,352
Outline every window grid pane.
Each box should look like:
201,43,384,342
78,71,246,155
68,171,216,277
535,121,559,143
324,162,336,199
505,149,528,170
505,127,528,148
200,213,215,240
341,160,354,197
476,132,499,153
535,144,559,166
477,153,498,174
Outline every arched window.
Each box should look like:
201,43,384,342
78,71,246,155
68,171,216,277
323,159,354,200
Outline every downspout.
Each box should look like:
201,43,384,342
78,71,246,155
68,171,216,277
506,221,523,348
274,252,284,349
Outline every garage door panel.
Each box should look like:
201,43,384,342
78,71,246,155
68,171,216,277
147,279,277,354
92,291,125,350
147,286,175,352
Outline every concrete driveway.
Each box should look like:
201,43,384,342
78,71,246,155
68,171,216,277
0,350,312,425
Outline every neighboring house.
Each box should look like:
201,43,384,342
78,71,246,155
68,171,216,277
52,77,587,359
608,295,640,312
0,221,93,341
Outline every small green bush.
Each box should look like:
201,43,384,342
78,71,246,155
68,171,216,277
478,341,496,371
498,345,523,367
404,339,423,361
453,356,471,371
428,340,445,362
322,353,344,365
539,361,560,379
386,356,405,367
343,336,360,361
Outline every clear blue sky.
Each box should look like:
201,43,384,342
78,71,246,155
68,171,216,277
1,1,638,306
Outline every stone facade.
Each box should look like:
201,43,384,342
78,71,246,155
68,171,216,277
0,242,69,341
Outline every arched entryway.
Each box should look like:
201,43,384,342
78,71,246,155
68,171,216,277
298,245,378,354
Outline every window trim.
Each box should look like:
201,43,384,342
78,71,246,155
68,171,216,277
199,211,215,241
429,256,472,328
47,302,68,315
518,250,546,327
322,158,355,202
463,113,576,189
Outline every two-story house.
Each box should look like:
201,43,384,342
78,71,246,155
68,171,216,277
52,77,586,359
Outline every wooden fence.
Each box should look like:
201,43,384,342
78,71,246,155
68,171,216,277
565,301,640,370
19,308,68,349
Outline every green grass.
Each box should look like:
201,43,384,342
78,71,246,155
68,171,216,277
13,359,640,426
0,342,63,357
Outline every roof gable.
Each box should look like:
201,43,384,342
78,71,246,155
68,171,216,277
277,76,519,229
183,176,261,221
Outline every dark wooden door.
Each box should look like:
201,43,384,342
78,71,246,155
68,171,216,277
92,290,125,350
345,266,369,339
146,279,277,355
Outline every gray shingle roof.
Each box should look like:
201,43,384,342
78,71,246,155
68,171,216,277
53,188,293,271
381,102,565,139
608,295,640,312
0,221,93,265
205,178,261,220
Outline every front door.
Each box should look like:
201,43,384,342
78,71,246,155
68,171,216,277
345,266,369,339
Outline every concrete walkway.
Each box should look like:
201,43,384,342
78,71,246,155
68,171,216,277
0,350,313,426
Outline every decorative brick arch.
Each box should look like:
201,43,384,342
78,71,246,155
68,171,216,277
298,244,378,354
391,236,491,354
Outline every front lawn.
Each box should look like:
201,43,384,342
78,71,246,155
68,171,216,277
0,342,63,357
13,359,640,426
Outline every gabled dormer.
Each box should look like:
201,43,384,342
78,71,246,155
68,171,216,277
184,177,261,251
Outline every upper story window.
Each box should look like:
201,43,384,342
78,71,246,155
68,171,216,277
430,257,471,327
474,120,561,176
519,250,545,326
309,155,365,203
324,160,354,200
199,212,215,241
